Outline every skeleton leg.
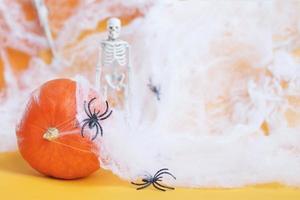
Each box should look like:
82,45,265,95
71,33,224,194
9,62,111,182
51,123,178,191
105,74,118,91
118,73,126,91
125,68,132,127
95,45,103,92
125,86,131,125
95,67,101,91
103,85,108,101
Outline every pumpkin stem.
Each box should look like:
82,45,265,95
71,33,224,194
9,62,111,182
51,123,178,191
43,127,59,141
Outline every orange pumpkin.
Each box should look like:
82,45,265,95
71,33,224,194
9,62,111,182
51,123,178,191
16,78,101,179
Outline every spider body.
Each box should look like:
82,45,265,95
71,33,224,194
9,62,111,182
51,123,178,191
81,97,112,140
87,114,99,128
131,168,176,191
147,78,161,101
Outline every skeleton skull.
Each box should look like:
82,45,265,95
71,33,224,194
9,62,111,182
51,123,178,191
107,17,121,40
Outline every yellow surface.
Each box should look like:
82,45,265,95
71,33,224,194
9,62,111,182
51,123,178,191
0,152,300,200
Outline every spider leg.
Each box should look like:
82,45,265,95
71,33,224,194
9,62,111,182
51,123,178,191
154,181,175,190
99,110,113,121
97,123,103,136
80,121,89,138
87,97,97,117
143,175,152,181
157,92,161,101
55,117,76,129
131,181,149,186
155,177,162,182
155,171,176,180
154,168,169,177
152,183,166,192
96,110,101,115
83,101,92,118
143,173,153,180
98,101,109,117
136,183,151,190
80,118,90,124
91,123,99,140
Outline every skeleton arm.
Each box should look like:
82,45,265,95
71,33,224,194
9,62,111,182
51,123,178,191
127,44,132,90
95,44,103,91
126,44,132,115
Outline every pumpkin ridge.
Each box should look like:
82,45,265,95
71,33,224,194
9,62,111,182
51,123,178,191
54,117,77,130
49,140,95,154
28,123,47,132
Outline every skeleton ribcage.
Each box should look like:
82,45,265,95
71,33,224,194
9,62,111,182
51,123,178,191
103,43,127,66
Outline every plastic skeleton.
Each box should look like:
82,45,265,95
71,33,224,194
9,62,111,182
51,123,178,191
33,0,58,58
96,18,131,111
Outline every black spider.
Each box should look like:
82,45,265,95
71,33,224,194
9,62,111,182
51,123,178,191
147,78,161,101
131,168,176,191
81,97,112,140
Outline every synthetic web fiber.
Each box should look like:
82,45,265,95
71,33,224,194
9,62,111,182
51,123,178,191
0,0,300,187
